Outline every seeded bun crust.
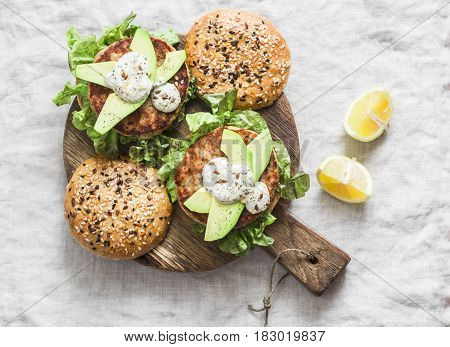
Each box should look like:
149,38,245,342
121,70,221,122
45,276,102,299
175,127,279,228
185,9,290,110
84,36,189,139
64,157,173,260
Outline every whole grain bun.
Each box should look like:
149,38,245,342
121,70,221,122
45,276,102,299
185,9,291,110
64,157,172,260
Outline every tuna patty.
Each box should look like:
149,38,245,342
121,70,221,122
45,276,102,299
87,37,189,139
175,127,280,228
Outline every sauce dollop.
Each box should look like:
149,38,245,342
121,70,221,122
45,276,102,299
105,52,153,103
202,157,270,214
151,83,181,113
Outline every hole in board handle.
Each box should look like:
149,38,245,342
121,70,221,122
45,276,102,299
307,254,318,264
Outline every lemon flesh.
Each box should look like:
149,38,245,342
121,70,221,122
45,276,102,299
317,155,372,203
344,89,392,142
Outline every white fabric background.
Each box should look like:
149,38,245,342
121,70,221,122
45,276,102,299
0,0,449,327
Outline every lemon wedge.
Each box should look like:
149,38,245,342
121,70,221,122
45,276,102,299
317,155,372,203
344,89,392,142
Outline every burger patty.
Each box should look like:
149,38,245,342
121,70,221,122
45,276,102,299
175,127,280,228
88,37,189,139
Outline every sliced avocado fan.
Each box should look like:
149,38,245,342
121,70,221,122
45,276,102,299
185,129,274,216
184,129,273,242
73,27,187,136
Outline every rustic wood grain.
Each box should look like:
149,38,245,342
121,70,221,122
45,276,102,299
266,206,351,296
62,35,349,295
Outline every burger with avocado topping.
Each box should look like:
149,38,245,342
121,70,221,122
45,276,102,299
53,13,194,158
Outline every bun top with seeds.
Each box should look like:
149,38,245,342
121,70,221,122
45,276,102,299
64,157,173,260
185,9,291,110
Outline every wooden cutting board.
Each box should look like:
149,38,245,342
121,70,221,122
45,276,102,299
63,37,350,296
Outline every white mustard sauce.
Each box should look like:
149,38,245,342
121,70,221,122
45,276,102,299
202,157,270,214
242,182,270,214
105,52,153,103
151,83,181,113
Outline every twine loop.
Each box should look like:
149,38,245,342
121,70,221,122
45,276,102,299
248,248,321,327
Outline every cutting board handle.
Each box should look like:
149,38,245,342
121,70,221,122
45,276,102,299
264,204,351,296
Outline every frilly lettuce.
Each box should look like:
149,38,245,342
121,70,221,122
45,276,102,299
219,212,276,256
52,82,86,106
64,12,178,72
96,12,140,47
273,141,310,199
72,104,121,159
128,135,189,201
151,29,180,46
192,212,276,256
52,79,121,158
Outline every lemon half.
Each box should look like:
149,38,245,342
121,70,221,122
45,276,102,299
317,155,372,203
344,89,392,142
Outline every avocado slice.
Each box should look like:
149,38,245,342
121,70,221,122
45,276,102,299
247,129,273,181
220,129,252,166
94,93,145,134
184,187,212,214
155,50,186,84
130,28,157,81
74,61,116,87
204,199,245,241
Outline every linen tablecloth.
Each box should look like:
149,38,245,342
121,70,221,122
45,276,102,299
1,0,448,326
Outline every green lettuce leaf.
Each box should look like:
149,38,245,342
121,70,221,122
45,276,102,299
52,82,87,106
191,212,276,256
192,223,206,235
151,29,180,46
186,112,223,133
201,89,237,114
97,12,139,46
186,77,197,101
157,137,189,201
126,134,189,201
71,105,120,158
128,137,169,167
66,27,80,49
185,112,225,142
224,110,268,133
218,212,276,256
273,140,310,199
68,34,102,71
